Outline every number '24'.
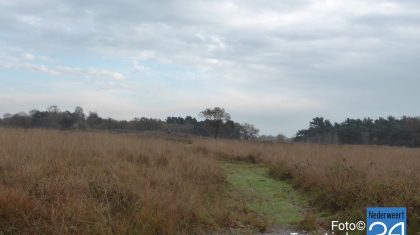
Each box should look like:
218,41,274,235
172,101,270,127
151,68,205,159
368,222,405,235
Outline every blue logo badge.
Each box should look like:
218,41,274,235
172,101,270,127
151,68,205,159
366,207,406,235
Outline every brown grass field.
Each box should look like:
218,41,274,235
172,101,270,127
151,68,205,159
0,128,419,234
194,139,420,233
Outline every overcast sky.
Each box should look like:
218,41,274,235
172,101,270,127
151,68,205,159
1,0,420,136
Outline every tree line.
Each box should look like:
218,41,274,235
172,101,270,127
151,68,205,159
0,106,260,140
295,116,420,147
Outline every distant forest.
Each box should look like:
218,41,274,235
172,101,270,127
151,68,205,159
2,106,420,147
0,106,260,140
295,116,420,147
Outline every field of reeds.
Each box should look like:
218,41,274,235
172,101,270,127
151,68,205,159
1,128,419,234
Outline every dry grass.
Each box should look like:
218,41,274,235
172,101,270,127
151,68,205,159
194,139,420,233
0,128,260,234
1,128,419,234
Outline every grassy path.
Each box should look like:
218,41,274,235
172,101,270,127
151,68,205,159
221,160,314,234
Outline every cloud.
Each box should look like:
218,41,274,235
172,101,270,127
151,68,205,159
11,62,127,80
1,0,420,135
22,53,35,60
0,49,126,80
131,60,145,73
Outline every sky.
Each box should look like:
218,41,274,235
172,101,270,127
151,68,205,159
1,0,420,136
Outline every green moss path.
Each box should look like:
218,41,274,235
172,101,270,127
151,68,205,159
221,161,315,234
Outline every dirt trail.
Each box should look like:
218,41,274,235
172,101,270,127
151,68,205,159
221,161,318,235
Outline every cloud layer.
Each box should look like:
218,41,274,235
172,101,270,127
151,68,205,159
1,0,420,135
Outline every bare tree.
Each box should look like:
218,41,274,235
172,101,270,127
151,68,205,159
240,123,259,140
